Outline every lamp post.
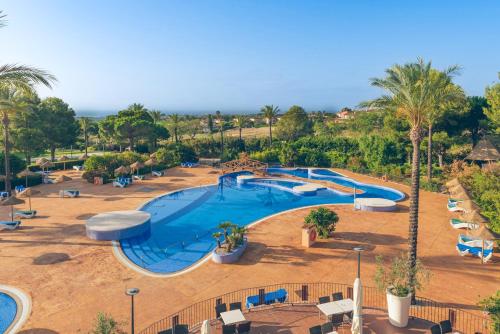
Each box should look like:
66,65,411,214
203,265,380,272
125,288,140,334
353,247,363,278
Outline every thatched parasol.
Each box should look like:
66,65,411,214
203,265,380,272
130,161,145,175
18,187,41,211
445,178,460,188
36,157,49,165
461,200,480,213
58,155,70,170
449,185,469,201
79,153,89,160
40,161,54,169
145,158,158,172
56,175,72,183
17,169,39,187
1,196,25,221
149,152,157,158
114,165,130,175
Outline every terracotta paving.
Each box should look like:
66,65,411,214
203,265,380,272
0,166,497,333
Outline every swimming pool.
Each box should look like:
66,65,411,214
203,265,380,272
119,168,404,275
0,292,17,334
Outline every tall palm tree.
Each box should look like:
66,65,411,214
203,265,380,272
148,110,163,124
362,58,460,302
169,113,180,143
0,12,56,191
233,115,247,140
260,105,279,145
215,110,225,157
79,117,95,156
425,70,464,181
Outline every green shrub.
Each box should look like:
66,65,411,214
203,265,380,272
0,153,27,176
249,148,279,163
478,290,500,334
90,312,124,334
0,175,43,189
156,143,197,167
304,207,339,238
326,150,348,168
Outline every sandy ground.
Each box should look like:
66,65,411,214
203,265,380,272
0,167,498,333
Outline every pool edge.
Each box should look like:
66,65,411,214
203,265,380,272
0,284,31,334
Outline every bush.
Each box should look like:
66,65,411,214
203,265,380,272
82,152,146,182
156,143,197,167
478,290,500,334
90,312,125,334
82,170,111,184
249,149,279,164
304,207,339,238
0,175,43,189
0,153,27,176
326,150,348,168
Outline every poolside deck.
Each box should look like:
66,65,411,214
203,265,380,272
0,166,497,333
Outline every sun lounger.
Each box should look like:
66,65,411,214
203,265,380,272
246,288,288,308
152,170,163,177
15,185,25,194
449,218,479,230
13,210,37,219
73,165,83,171
181,162,198,168
447,202,465,212
0,191,9,199
448,198,463,205
133,175,145,181
456,234,494,262
113,180,127,188
59,189,80,198
0,221,21,230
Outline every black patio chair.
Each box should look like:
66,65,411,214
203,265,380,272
229,301,242,310
215,303,227,319
173,324,189,334
440,320,453,333
309,325,322,334
318,296,330,304
237,321,252,334
331,292,343,301
321,322,334,334
157,329,172,334
429,324,442,334
330,313,344,329
222,324,236,334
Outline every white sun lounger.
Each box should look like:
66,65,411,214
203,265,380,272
447,203,465,212
13,210,37,219
59,189,80,198
0,221,21,230
113,180,127,188
152,170,163,177
449,218,479,230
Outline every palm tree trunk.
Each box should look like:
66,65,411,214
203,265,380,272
220,128,224,157
408,128,422,304
438,153,443,168
268,121,272,146
427,124,433,181
50,146,56,161
84,131,89,156
239,127,242,141
3,114,11,192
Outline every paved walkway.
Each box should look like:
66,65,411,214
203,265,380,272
0,167,497,333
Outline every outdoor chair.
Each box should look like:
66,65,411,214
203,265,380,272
173,324,189,334
236,321,251,334
330,313,344,329
215,303,227,319
309,325,322,334
157,329,172,334
318,296,330,304
0,221,21,230
331,292,343,301
440,320,453,333
321,322,334,334
222,324,236,334
229,302,242,310
429,324,441,334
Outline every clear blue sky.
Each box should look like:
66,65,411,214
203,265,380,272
1,1,499,115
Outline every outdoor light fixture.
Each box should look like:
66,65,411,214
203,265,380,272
126,288,140,334
353,247,363,278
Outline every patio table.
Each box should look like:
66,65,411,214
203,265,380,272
220,309,246,325
317,298,354,318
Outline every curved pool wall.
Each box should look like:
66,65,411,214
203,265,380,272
267,167,405,202
119,168,404,275
0,292,16,334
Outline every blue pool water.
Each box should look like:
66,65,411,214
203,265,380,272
120,168,404,274
0,292,17,334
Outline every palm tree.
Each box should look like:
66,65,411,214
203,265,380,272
169,113,180,143
148,110,163,124
0,11,56,191
233,115,247,140
215,111,224,157
218,221,234,242
362,58,460,302
79,117,95,156
260,105,279,145
212,232,222,249
425,70,464,181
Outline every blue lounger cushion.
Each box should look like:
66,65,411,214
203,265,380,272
246,288,288,308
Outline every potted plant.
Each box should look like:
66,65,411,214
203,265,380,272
304,207,339,238
212,222,248,264
478,290,500,333
374,253,430,327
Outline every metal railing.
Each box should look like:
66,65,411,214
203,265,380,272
138,282,492,334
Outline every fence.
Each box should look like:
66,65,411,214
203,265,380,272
138,282,492,334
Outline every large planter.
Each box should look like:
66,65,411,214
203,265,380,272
386,289,411,327
212,238,248,264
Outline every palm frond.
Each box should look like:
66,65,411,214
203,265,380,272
0,64,57,89
0,11,7,28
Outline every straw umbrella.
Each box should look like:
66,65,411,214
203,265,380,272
1,196,25,221
40,160,54,173
144,158,157,173
130,161,144,176
17,169,38,187
56,175,72,183
445,178,460,188
18,188,40,211
461,200,480,213
114,165,130,176
79,153,89,160
36,157,49,165
58,155,70,170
